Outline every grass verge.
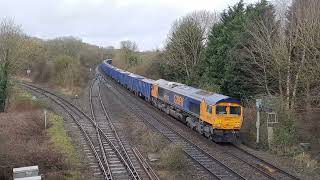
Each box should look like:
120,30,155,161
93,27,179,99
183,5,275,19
47,112,83,179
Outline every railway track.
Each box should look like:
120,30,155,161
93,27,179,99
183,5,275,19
90,77,142,180
20,82,111,179
20,82,150,180
98,75,245,180
132,147,160,180
20,73,299,180
226,145,299,180
98,72,300,180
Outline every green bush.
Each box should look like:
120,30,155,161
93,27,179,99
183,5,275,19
267,97,300,156
0,62,9,112
53,55,86,89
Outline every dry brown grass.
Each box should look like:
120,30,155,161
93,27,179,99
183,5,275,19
0,110,66,179
0,87,84,179
293,153,319,173
240,106,257,146
141,131,167,153
159,144,186,170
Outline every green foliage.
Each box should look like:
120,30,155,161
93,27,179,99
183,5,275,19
254,96,301,155
12,36,114,91
0,19,20,111
47,113,81,168
202,0,274,99
271,110,300,156
0,59,9,112
273,123,298,152
52,55,88,89
13,88,36,106
117,40,140,69
127,53,140,67
160,62,187,83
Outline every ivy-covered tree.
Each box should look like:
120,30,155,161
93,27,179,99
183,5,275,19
0,19,22,112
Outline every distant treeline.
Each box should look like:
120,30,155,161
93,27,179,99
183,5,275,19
0,21,114,110
19,36,114,88
0,22,114,88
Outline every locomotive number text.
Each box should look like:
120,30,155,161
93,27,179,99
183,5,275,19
174,95,184,106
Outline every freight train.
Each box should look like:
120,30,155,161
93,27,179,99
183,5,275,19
100,59,243,142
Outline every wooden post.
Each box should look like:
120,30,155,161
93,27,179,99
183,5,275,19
267,126,274,148
256,110,260,143
267,112,277,149
256,99,262,144
44,109,47,129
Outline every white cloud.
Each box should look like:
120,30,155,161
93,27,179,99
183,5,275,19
0,0,258,50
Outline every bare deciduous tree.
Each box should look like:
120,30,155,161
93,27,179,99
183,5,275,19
244,0,320,111
164,10,218,80
119,40,139,69
0,18,23,68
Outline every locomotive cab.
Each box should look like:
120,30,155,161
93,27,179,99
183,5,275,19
212,102,243,130
200,99,243,142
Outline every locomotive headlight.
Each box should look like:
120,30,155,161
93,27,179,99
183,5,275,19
234,123,240,128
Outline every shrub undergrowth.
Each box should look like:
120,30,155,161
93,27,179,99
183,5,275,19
159,144,186,170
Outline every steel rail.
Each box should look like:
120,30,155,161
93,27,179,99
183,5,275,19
132,147,160,180
89,78,113,180
17,82,139,180
99,70,300,180
20,83,111,180
231,145,300,180
96,77,141,180
90,77,141,180
99,75,246,180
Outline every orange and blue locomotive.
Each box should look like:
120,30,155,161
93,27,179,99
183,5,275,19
100,59,243,142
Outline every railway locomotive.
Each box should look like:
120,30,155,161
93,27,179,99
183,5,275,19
100,59,243,142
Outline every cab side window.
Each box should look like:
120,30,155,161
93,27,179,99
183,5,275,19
206,105,212,113
216,106,227,115
230,106,241,115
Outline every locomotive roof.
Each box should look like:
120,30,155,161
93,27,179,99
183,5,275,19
154,79,240,105
102,61,239,105
128,73,144,79
104,62,154,82
142,78,155,84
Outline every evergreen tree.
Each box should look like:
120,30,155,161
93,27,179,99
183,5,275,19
203,0,246,96
202,0,275,100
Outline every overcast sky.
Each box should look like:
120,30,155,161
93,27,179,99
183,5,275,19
0,0,258,50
